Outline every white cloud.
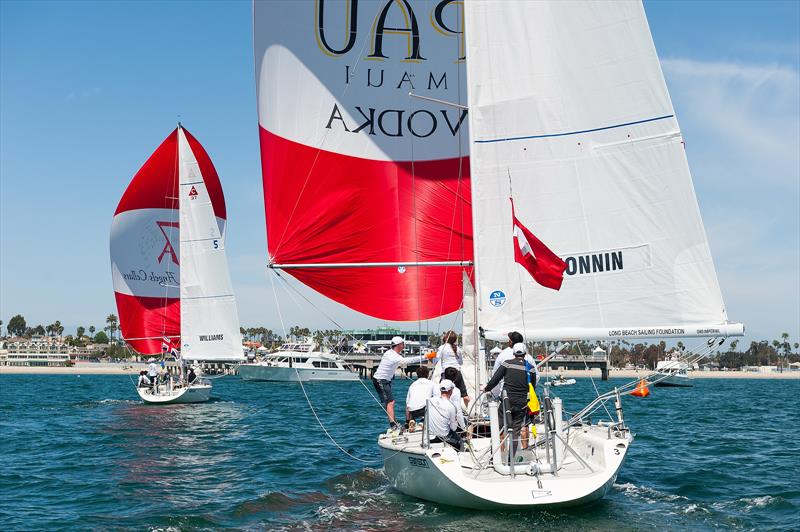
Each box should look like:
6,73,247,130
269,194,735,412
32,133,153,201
662,58,799,187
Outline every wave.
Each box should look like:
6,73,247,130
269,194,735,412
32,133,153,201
230,490,329,517
614,482,689,504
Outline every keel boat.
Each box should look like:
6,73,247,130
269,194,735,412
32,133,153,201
252,0,742,508
110,126,245,404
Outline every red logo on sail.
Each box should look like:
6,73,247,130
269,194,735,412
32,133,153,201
156,221,180,265
188,186,198,199
511,199,566,290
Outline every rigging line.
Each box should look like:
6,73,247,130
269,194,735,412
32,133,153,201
270,1,386,258
295,369,378,465
267,269,287,340
576,342,615,421
272,272,399,412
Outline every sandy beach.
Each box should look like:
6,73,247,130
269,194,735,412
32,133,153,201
0,362,149,375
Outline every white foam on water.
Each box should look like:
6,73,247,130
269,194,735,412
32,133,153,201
614,482,689,504
683,503,710,514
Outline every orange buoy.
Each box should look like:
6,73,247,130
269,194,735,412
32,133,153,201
631,379,650,397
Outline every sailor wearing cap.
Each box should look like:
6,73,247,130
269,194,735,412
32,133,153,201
483,341,538,451
490,331,539,399
373,336,437,430
425,379,465,451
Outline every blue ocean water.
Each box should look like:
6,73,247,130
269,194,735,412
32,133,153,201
1,374,798,531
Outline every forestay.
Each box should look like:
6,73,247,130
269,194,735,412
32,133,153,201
254,0,472,321
177,129,244,361
464,1,743,341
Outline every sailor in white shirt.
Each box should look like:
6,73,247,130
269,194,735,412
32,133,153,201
442,367,467,429
426,379,464,451
147,361,159,388
405,366,436,430
491,331,539,399
372,336,436,429
432,331,470,406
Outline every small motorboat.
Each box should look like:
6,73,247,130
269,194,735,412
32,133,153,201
551,375,577,387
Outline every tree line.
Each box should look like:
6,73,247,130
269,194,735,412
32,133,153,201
2,313,119,347
2,313,797,370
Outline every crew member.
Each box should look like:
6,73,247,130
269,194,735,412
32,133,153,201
443,367,467,430
137,370,151,388
372,336,436,430
426,379,464,451
432,331,470,407
147,360,159,389
490,331,539,398
483,342,537,452
404,366,436,431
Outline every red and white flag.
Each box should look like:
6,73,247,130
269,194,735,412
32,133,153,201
161,336,173,352
511,199,566,290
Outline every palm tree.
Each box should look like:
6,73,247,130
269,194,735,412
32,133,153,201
89,325,96,337
53,320,63,340
105,314,118,342
780,332,790,372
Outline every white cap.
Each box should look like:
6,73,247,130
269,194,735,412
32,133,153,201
439,379,455,392
391,336,405,346
512,342,527,355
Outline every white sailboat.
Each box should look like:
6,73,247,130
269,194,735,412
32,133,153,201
253,0,742,508
110,125,245,404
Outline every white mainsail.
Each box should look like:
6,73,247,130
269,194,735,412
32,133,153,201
464,1,743,341
177,128,244,361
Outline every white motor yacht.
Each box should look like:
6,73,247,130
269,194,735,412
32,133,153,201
654,357,692,387
237,341,359,382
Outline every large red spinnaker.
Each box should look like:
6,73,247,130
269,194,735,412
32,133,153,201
109,128,226,354
255,1,473,320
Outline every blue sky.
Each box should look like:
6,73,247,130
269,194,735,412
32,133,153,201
1,1,798,344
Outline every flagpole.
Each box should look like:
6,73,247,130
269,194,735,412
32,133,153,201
508,168,529,342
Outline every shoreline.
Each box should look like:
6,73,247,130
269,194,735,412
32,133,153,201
1,364,798,379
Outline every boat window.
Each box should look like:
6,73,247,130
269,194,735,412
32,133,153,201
312,361,322,368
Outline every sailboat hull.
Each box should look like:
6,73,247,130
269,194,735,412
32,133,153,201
379,426,630,510
136,383,212,404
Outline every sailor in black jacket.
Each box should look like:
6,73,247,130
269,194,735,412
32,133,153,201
483,342,537,446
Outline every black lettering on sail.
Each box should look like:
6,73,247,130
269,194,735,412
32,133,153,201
441,109,467,135
428,72,447,90
316,0,359,56
611,251,623,270
325,104,350,131
565,257,577,276
592,254,604,273
352,106,376,134
367,68,384,87
433,0,466,61
378,109,404,137
579,256,590,274
396,71,415,89
369,0,426,61
407,110,436,138
563,251,625,276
